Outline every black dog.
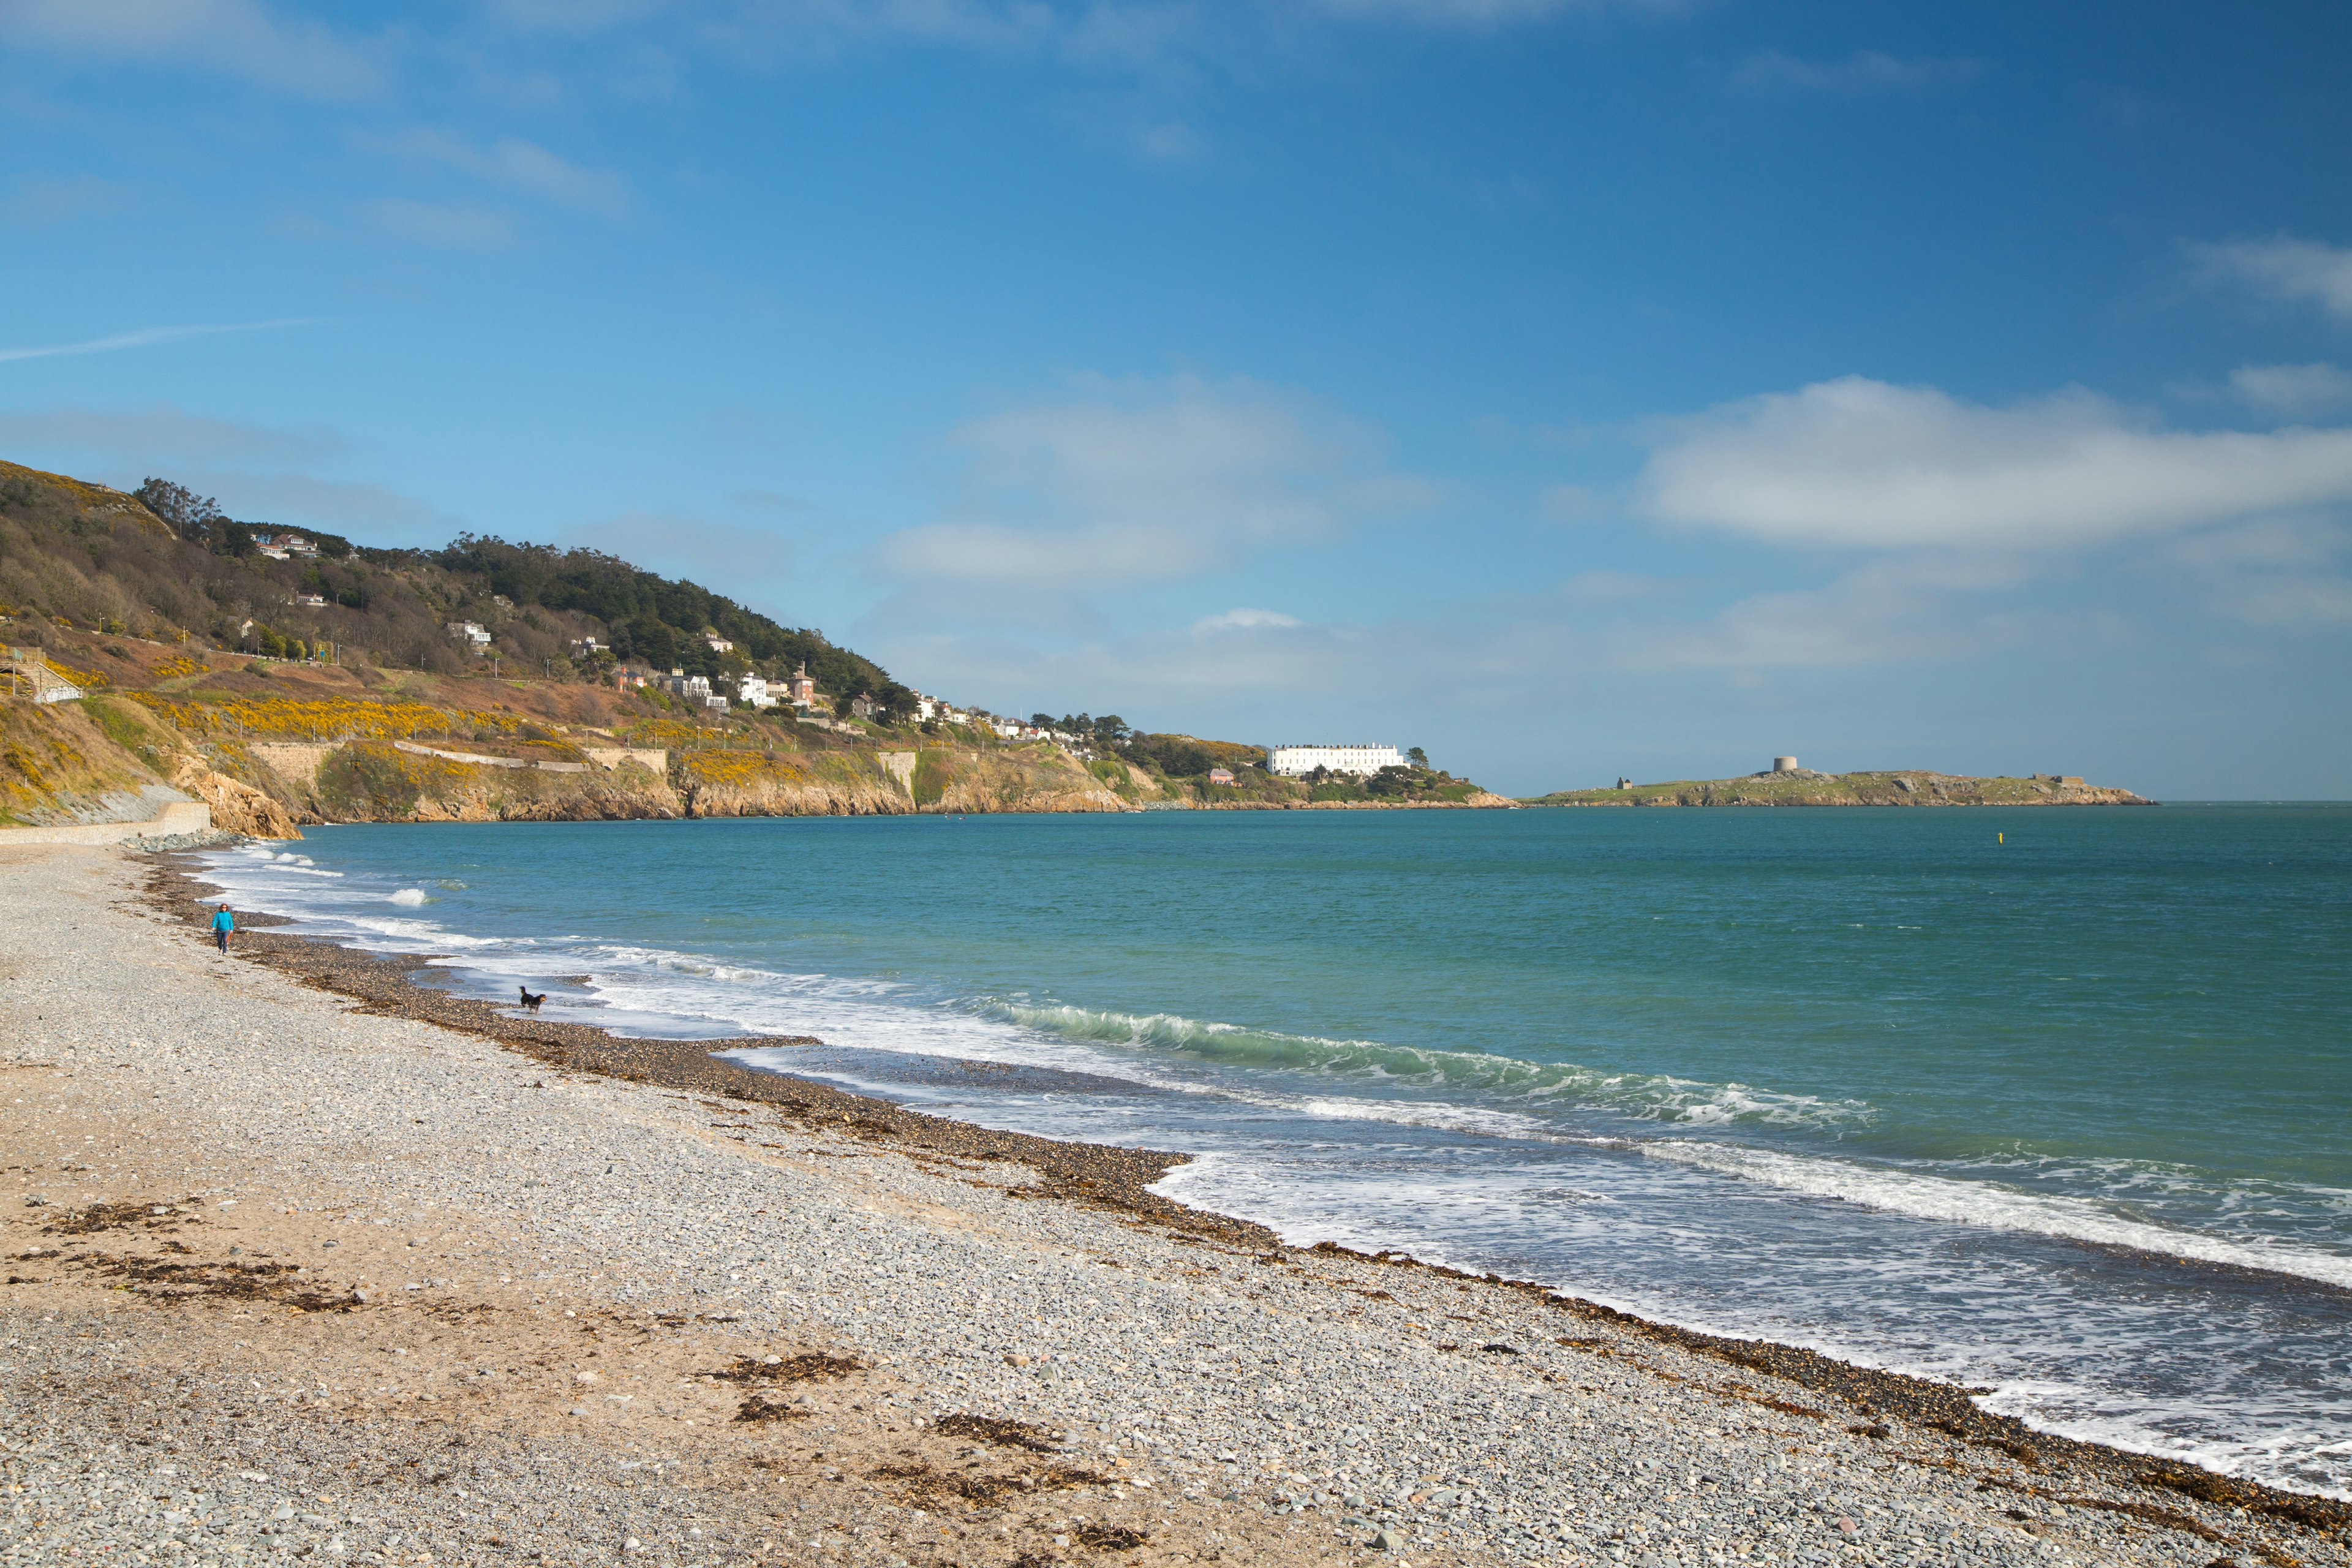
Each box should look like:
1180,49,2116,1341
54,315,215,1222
519,986,545,1012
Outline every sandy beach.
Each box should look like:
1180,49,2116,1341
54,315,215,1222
4,842,2346,1568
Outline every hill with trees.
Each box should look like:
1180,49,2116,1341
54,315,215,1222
0,457,1503,828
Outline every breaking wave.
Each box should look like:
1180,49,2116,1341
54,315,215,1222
986,1000,1874,1131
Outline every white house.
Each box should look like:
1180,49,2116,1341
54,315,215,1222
704,635,733,654
1267,743,1406,778
736,675,777,709
447,620,492,651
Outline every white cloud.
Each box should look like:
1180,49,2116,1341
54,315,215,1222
1637,375,2352,551
876,374,1431,591
2192,235,2352,322
0,319,317,366
363,130,633,219
1193,607,1302,631
2229,363,2352,417
0,0,381,97
1732,49,1977,94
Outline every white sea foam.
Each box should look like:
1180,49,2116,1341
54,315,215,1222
1642,1139,2352,1291
987,1000,1874,1131
390,888,429,907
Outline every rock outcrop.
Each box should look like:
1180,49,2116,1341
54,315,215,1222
1529,771,2153,808
168,756,304,840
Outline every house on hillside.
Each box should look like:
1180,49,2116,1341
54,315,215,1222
736,675,777,709
571,636,608,658
292,593,328,608
850,693,878,720
787,664,816,707
1267,744,1405,778
1207,767,1235,785
447,621,491,652
704,634,733,653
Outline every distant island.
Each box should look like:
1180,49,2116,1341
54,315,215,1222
1526,760,2153,808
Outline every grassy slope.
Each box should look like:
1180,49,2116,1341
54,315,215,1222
0,698,175,826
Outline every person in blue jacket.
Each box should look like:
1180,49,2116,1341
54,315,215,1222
210,903,235,952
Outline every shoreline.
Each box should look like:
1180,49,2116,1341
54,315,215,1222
6,839,2344,1568
144,851,2352,1532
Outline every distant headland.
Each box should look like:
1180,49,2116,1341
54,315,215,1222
1525,758,2153,808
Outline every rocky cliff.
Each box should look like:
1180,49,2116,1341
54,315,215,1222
0,694,303,838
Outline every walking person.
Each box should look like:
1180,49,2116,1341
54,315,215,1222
211,903,235,953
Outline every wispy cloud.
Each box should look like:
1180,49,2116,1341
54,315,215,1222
1637,375,2352,551
1313,0,1647,25
0,404,342,466
875,373,1433,593
1732,49,1979,94
0,0,382,98
7,173,131,227
360,198,515,248
361,129,634,219
0,318,318,366
2228,363,2352,417
2191,235,2352,322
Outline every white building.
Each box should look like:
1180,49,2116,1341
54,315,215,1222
447,620,491,651
736,675,777,709
1267,743,1406,778
704,634,734,654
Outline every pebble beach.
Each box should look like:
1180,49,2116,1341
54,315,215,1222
4,842,2346,1568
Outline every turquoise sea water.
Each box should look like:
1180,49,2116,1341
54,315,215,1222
198,805,2352,1494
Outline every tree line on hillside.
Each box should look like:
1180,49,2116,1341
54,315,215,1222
0,469,904,704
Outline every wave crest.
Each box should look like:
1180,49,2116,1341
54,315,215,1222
985,1000,1872,1130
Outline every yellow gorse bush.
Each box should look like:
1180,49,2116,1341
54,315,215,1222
47,659,111,690
126,693,526,742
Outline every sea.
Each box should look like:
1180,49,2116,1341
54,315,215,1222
192,805,2352,1497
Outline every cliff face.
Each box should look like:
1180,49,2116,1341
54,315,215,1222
0,694,307,839
682,744,1130,817
215,738,1133,823
1529,771,2153,807
299,742,682,823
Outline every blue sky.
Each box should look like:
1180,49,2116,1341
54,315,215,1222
4,1,2351,796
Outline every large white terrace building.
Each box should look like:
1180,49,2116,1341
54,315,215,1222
1267,743,1406,777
